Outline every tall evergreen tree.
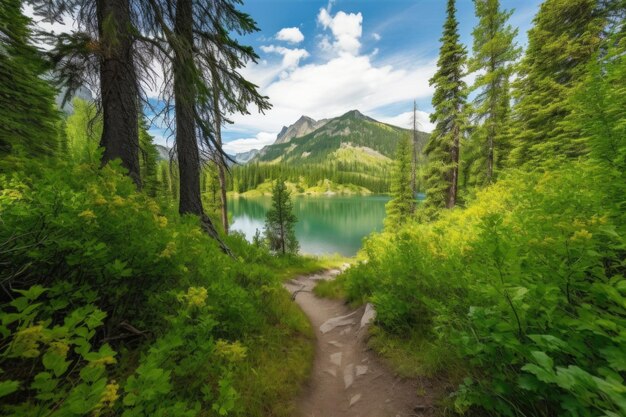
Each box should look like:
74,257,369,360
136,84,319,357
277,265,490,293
264,179,298,255
423,0,467,211
0,0,59,169
144,0,269,251
468,0,520,183
139,118,159,197
386,135,415,228
31,0,142,185
508,0,605,168
410,101,420,195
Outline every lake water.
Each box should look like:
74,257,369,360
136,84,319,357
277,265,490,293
228,195,390,256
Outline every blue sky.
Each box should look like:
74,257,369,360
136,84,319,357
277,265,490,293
25,1,543,153
213,0,543,154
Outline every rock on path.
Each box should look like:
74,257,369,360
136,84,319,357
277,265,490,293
284,270,434,417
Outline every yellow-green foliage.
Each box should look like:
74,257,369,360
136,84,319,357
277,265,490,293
0,158,314,417
341,162,626,416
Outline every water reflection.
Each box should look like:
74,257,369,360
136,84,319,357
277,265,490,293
228,195,390,256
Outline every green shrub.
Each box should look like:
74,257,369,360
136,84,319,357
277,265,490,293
343,162,626,416
0,159,314,416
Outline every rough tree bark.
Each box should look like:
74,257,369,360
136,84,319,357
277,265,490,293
447,123,460,209
173,0,231,254
96,0,141,187
210,62,229,235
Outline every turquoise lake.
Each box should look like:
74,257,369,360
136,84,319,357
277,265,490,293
228,195,391,256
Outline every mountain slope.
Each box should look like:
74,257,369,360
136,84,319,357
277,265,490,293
230,110,430,195
255,110,428,165
233,149,259,164
274,115,329,144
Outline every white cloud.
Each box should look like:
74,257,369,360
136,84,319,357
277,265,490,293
317,9,363,55
372,33,381,41
376,110,435,133
260,45,309,70
276,27,304,44
223,6,438,151
227,52,436,135
223,132,277,154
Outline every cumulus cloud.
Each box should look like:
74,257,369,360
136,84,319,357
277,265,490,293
276,27,304,44
376,110,435,133
223,5,439,152
372,33,381,41
317,9,363,55
223,132,277,154
227,52,436,138
260,45,310,70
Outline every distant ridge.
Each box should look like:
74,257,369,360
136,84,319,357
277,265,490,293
248,109,429,165
274,115,329,145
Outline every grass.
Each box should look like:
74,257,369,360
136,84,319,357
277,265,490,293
233,253,351,416
236,284,314,417
312,273,347,299
272,254,350,282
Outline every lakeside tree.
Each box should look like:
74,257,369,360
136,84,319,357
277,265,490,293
422,0,467,212
264,179,299,255
139,118,159,198
508,0,605,168
467,0,520,184
386,135,415,228
410,101,422,195
143,0,269,248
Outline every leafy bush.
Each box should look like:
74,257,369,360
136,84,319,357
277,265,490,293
343,163,626,416
0,285,119,417
0,159,315,416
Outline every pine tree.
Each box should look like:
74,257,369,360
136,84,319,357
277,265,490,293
0,0,60,169
386,135,415,228
32,0,142,185
569,29,625,176
423,0,467,211
264,179,299,255
139,118,159,197
467,0,520,184
508,0,605,168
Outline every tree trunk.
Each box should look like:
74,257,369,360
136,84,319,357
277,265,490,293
210,65,229,234
173,0,201,217
217,164,228,233
447,124,460,209
96,0,141,187
173,0,231,254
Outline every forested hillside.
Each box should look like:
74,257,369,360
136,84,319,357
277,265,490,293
230,110,429,194
327,0,626,415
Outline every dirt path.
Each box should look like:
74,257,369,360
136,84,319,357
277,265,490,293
284,269,433,417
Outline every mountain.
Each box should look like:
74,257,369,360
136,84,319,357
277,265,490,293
155,144,171,161
274,115,329,145
233,149,259,164
229,110,430,195
254,109,428,165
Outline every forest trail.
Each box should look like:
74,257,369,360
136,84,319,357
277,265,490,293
284,270,434,417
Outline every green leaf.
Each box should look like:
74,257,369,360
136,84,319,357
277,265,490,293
42,351,70,377
530,351,554,370
14,285,47,301
9,297,29,313
0,380,19,398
